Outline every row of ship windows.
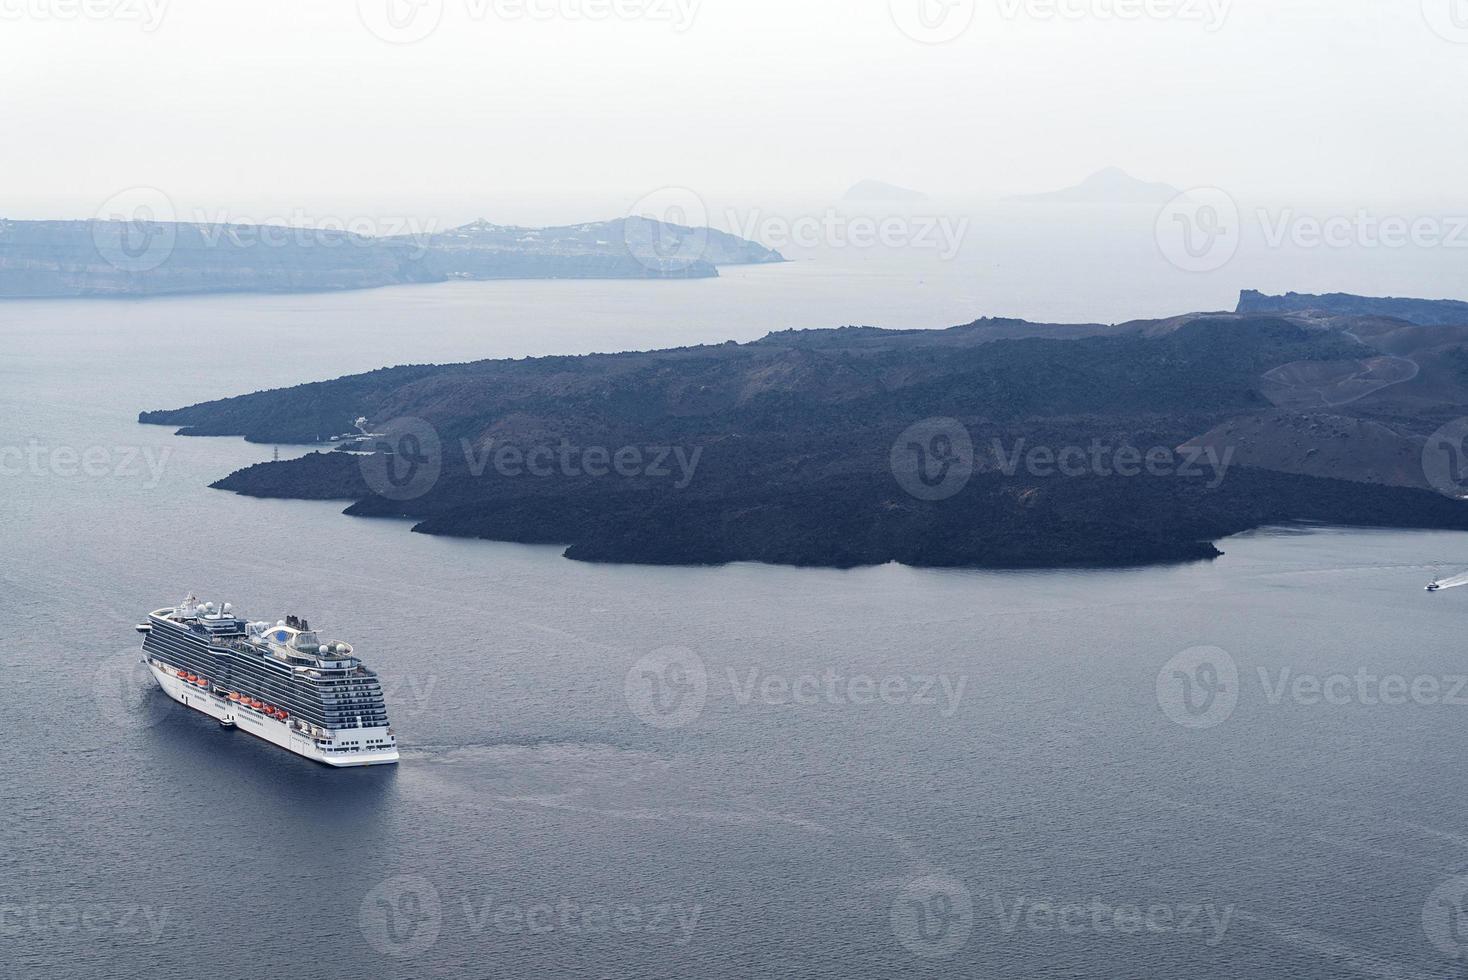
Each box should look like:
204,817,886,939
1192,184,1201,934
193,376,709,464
151,654,384,707
156,630,384,688
149,645,391,722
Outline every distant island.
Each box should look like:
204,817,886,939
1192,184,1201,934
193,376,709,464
1238,289,1468,327
1009,167,1183,205
843,180,929,203
0,215,785,298
139,290,1468,570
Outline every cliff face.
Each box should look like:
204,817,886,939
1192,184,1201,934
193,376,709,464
0,216,782,297
1238,289,1468,327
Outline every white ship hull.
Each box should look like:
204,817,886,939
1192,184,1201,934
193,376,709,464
145,662,400,768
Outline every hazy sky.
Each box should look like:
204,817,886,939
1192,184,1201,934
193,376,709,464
4,0,1466,223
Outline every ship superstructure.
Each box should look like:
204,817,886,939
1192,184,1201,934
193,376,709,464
136,595,399,766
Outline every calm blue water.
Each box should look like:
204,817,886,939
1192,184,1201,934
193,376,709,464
5,262,1468,979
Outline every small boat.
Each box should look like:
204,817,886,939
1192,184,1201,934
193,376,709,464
1428,582,1441,592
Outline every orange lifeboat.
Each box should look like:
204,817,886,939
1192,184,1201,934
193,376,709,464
229,693,241,702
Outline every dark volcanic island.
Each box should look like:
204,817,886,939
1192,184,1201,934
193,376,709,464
140,292,1468,569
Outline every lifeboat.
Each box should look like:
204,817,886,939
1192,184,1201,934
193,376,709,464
229,693,241,702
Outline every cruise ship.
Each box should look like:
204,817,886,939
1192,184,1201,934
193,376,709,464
135,595,399,766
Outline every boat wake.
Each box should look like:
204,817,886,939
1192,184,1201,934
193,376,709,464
1429,570,1468,590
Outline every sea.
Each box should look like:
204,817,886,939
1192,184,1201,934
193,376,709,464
5,222,1468,979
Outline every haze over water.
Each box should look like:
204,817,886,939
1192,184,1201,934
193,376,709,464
6,249,1468,978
